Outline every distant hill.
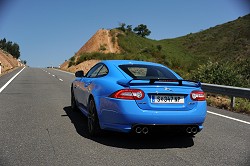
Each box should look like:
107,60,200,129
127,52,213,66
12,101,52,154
171,14,250,62
61,14,250,86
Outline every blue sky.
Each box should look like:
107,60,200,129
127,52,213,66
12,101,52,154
0,0,249,67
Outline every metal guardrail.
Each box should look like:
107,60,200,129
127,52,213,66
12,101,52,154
201,83,250,108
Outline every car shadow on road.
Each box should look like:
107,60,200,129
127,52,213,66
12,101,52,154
63,106,194,149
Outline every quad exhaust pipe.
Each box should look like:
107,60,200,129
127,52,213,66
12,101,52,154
142,127,149,134
186,127,198,134
135,126,142,134
135,126,198,135
135,126,149,134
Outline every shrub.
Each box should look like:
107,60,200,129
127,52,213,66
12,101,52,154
111,36,116,44
76,55,87,65
68,61,75,67
68,56,76,67
99,44,107,51
234,98,250,114
69,56,75,61
192,61,245,87
156,45,162,51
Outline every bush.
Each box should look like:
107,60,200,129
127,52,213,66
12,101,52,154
68,61,75,67
99,44,107,51
111,36,116,44
192,61,246,87
68,56,76,67
234,98,250,114
156,45,162,51
69,56,75,61
76,55,87,65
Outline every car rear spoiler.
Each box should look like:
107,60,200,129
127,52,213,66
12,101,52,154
117,78,201,87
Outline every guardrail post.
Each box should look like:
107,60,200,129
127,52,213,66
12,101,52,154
230,96,235,109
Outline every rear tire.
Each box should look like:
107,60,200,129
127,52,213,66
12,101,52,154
88,98,101,137
71,89,78,111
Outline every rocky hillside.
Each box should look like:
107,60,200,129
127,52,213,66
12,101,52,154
0,49,22,75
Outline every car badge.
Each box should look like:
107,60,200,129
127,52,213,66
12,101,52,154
164,87,172,91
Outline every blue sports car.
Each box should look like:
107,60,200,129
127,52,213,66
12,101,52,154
71,60,207,136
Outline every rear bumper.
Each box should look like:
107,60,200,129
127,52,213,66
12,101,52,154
98,98,207,133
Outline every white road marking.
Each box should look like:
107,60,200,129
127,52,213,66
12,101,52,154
52,68,74,75
42,69,63,82
208,111,250,125
0,67,26,93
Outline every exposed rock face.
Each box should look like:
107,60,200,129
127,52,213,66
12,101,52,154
76,29,121,55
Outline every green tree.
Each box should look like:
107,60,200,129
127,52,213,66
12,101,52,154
11,43,21,59
0,38,7,48
0,38,21,59
133,24,151,37
21,60,27,65
126,25,132,32
118,23,126,32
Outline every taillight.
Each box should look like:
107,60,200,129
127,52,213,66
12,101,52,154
110,89,145,100
190,90,206,101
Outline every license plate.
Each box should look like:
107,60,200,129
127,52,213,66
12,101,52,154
151,95,184,104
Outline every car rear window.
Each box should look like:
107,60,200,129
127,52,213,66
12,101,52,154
119,64,177,79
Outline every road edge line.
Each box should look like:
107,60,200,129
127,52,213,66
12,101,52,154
207,111,250,125
0,67,26,93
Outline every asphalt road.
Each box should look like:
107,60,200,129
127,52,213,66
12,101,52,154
0,67,249,166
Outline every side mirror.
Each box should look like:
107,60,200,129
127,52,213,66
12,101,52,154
75,70,84,77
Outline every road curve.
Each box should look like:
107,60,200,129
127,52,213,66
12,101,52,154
0,67,249,166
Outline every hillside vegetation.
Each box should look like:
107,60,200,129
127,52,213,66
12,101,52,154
118,15,250,87
63,14,250,113
68,14,249,88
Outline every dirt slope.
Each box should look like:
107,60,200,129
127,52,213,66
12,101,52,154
76,29,121,55
0,49,22,75
60,29,121,73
